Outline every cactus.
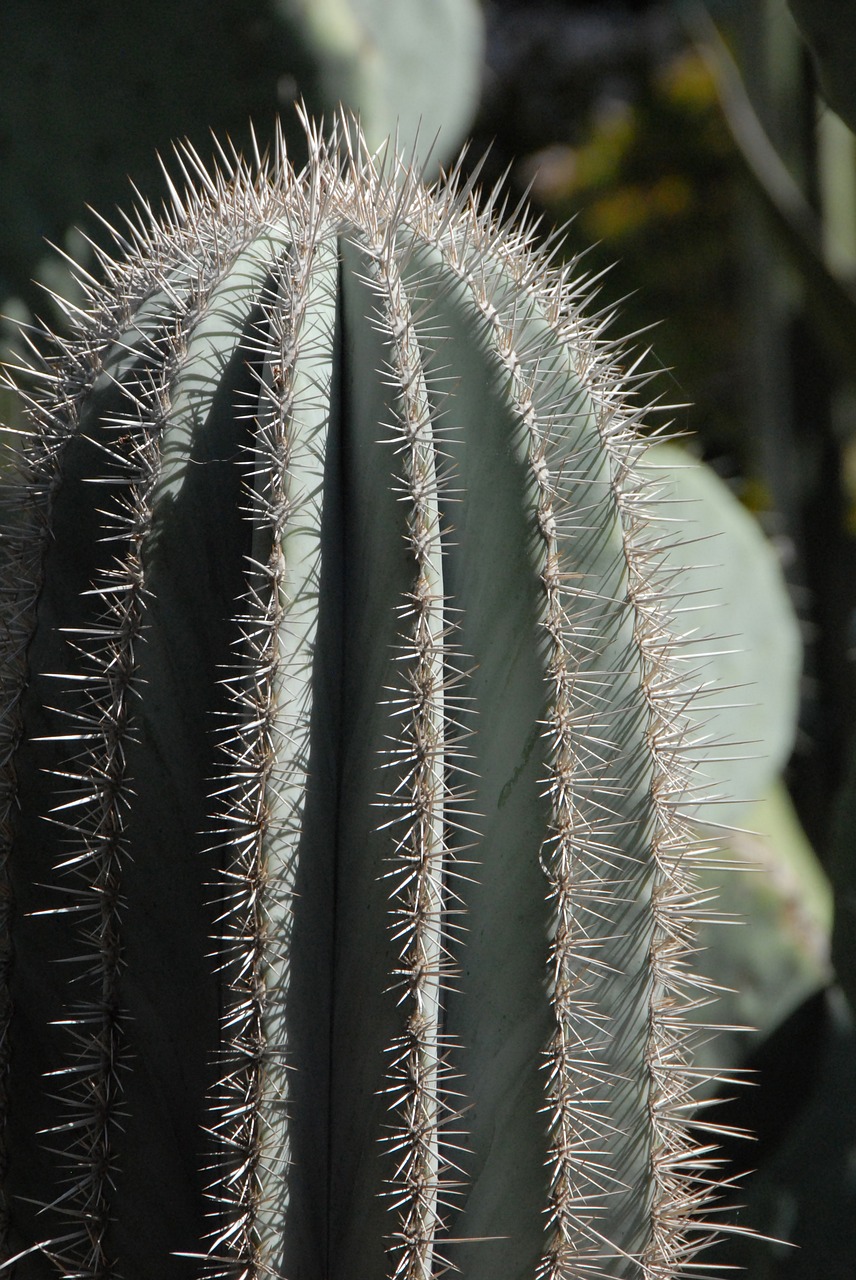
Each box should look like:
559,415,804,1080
0,111,750,1279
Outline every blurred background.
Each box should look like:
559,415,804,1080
2,1,854,1273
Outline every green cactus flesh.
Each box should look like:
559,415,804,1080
0,114,745,1279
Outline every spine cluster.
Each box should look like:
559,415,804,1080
359,230,457,1280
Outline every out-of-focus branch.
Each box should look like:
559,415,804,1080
685,1,856,371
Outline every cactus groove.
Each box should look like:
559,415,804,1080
0,112,743,1278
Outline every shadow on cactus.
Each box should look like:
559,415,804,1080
0,109,779,1278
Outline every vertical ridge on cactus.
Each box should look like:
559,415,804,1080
0,110,748,1279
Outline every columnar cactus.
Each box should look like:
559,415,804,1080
0,113,743,1279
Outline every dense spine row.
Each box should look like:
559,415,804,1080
203,247,308,1272
201,166,343,1273
0,143,287,1274
0,383,61,1254
0,269,178,1274
360,229,458,1280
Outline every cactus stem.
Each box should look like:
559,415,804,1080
0,108,770,1279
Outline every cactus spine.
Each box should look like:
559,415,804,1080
0,113,739,1279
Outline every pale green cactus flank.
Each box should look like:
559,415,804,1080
0,110,748,1279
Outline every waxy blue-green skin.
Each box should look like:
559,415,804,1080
0,127,800,1279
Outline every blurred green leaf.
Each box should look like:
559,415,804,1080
275,0,484,161
650,444,802,830
691,782,831,1077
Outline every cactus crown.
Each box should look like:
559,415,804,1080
0,110,745,1279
